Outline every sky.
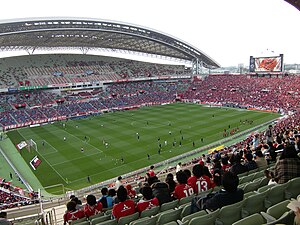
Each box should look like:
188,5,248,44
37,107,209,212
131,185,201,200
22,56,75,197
0,0,299,67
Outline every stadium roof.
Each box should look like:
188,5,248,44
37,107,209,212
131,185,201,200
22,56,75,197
285,0,300,11
0,17,220,69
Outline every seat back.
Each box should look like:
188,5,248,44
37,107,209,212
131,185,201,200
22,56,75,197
160,199,178,211
240,174,255,185
91,214,111,225
232,213,265,225
264,183,288,208
181,210,207,223
215,201,244,225
189,209,219,225
257,183,275,193
118,212,139,225
129,216,157,225
285,177,300,199
97,219,117,225
140,206,160,218
241,191,267,218
180,203,192,219
156,208,182,225
178,195,194,206
70,217,87,225
266,200,291,219
243,181,260,193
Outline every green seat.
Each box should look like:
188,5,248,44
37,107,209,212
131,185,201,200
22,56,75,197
160,199,179,211
243,180,260,193
243,191,256,199
70,217,87,225
238,172,248,178
189,209,219,225
156,208,182,225
129,216,157,225
285,177,300,199
297,194,300,201
180,203,192,219
96,219,117,225
258,177,269,188
140,206,160,218
264,183,288,208
164,222,178,225
91,215,111,225
89,212,105,221
252,170,264,180
215,201,244,225
261,200,294,225
241,190,267,218
73,221,90,225
232,213,265,225
257,183,275,193
118,212,139,225
178,195,194,206
240,173,255,185
181,210,207,224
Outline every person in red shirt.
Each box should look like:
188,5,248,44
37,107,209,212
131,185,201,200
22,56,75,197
63,201,85,225
112,186,136,220
173,171,194,199
148,165,155,177
136,186,159,213
188,164,212,194
83,194,103,218
125,184,136,199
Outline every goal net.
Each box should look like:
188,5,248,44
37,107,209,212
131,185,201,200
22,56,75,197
26,139,38,152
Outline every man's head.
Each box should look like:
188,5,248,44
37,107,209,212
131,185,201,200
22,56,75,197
117,186,128,202
222,171,239,192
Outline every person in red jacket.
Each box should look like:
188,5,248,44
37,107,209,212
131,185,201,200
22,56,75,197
83,194,103,218
188,164,212,194
173,170,194,199
112,186,136,220
136,186,159,213
63,201,85,225
125,184,137,199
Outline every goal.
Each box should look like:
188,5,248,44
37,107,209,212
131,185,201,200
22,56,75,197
26,139,38,152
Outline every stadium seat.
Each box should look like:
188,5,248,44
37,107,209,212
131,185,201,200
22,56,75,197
252,170,264,180
91,214,111,225
140,206,160,218
73,222,90,225
215,201,244,225
285,177,300,199
178,195,194,206
188,209,219,225
160,199,179,211
240,173,255,185
97,219,117,225
242,180,260,193
257,177,269,188
232,213,265,225
237,172,248,179
70,217,88,225
243,191,256,199
156,208,182,225
163,222,178,225
118,212,139,225
241,190,267,218
129,216,157,225
179,203,192,219
261,200,294,225
264,183,288,208
181,210,207,224
257,183,275,193
89,212,105,221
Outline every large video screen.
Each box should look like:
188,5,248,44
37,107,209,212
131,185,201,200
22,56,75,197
249,54,283,72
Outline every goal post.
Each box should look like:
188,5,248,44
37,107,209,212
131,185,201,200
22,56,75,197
26,139,38,152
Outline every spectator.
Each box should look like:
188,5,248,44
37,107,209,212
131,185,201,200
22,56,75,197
188,164,212,194
112,186,135,220
244,153,258,171
148,165,155,177
83,194,103,218
106,189,116,208
274,144,300,184
115,176,123,190
205,171,244,211
125,184,136,199
264,169,277,185
70,195,82,210
173,171,194,199
165,173,177,193
98,187,109,208
176,162,182,172
255,150,268,169
63,201,85,225
151,180,173,205
136,186,159,214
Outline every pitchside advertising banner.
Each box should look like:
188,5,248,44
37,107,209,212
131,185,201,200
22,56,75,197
249,54,283,72
29,156,42,170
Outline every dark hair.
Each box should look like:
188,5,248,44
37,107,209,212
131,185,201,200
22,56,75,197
150,165,154,170
245,153,253,161
256,150,264,158
221,158,228,165
101,187,108,195
117,176,122,181
183,169,191,178
66,201,77,211
222,171,239,192
176,171,188,184
117,186,128,202
147,176,159,186
86,194,97,206
192,164,204,178
280,144,299,160
140,186,153,200
108,189,116,197
0,211,7,218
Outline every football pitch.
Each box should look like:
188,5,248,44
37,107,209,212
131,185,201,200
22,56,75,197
6,103,279,192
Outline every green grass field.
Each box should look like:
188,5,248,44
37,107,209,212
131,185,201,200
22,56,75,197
6,103,279,192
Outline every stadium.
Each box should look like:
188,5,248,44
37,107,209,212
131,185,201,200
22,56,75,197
0,1,300,224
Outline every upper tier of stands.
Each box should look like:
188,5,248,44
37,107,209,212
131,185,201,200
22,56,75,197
0,54,187,88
